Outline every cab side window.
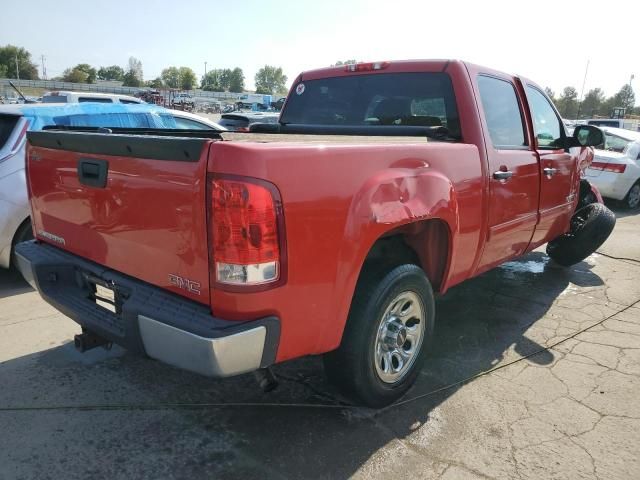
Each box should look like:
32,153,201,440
477,76,527,149
526,86,564,149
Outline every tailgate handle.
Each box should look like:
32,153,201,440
78,158,108,188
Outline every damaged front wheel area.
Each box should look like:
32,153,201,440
546,203,616,267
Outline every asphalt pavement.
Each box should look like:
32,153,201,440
1,204,639,480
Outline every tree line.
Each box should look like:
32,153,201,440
1,44,289,94
546,85,638,119
8,44,634,109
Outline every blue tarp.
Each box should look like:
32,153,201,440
18,103,178,131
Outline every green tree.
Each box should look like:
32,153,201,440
544,87,556,103
556,86,579,119
161,66,180,88
0,45,39,79
254,65,287,95
229,67,245,92
77,63,96,83
122,70,143,87
579,88,605,118
201,67,244,92
598,96,616,118
61,64,97,83
146,77,164,89
0,64,7,78
201,69,224,91
612,84,635,112
178,67,197,90
97,65,125,81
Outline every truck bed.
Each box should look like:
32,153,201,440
220,132,431,144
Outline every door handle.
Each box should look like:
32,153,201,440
493,170,513,180
543,167,557,177
78,158,109,188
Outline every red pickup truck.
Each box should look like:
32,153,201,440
16,60,614,407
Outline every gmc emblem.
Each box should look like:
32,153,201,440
168,274,201,295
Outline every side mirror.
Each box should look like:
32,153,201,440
568,125,604,148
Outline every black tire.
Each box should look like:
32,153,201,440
623,181,640,209
10,220,33,268
546,203,616,267
323,264,435,408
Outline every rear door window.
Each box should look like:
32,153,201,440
477,76,527,149
42,95,68,103
173,117,213,130
78,97,113,103
281,72,460,138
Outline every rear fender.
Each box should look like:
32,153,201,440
587,181,604,204
318,167,459,352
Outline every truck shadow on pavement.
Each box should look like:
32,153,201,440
0,251,606,479
0,267,33,299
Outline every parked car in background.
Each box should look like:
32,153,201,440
170,109,225,130
42,91,143,104
585,126,640,208
0,103,223,269
218,112,280,131
272,97,286,111
585,118,640,132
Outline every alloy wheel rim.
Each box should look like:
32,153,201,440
374,291,425,384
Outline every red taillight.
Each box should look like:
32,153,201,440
210,176,284,288
590,161,626,173
236,126,250,132
603,163,626,173
345,61,390,72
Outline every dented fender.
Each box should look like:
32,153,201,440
318,164,460,352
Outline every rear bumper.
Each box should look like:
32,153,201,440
586,170,635,201
14,241,280,377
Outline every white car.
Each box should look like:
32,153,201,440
585,127,640,209
170,109,224,130
0,104,224,269
42,91,143,104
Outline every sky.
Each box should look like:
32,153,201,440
2,0,639,101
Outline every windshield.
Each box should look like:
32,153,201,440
603,132,633,153
281,72,460,138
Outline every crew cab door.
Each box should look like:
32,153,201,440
521,82,579,245
473,73,540,272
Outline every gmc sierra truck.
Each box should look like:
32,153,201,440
16,60,615,407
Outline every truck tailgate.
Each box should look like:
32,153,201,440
26,131,213,305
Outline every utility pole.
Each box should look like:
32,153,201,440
627,74,635,112
576,59,589,120
204,61,207,89
41,55,47,80
15,53,20,80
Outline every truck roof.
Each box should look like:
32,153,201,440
298,59,465,81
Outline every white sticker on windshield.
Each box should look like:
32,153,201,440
296,83,305,95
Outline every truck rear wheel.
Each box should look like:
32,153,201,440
546,203,616,267
323,264,435,407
